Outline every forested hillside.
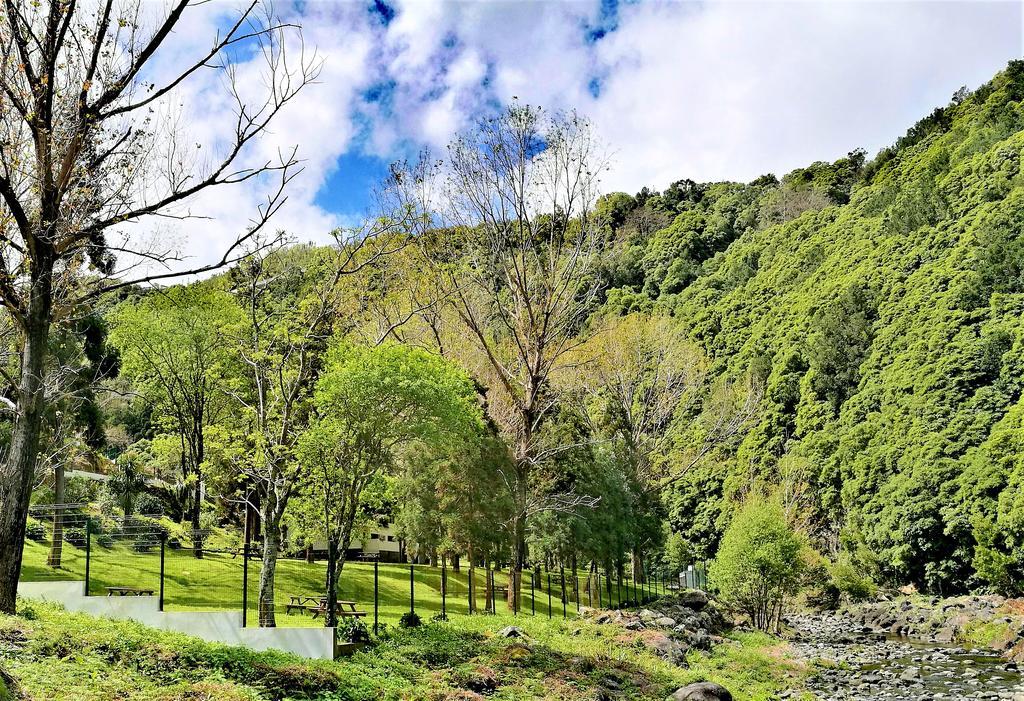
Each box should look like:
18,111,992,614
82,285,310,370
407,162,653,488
20,61,1024,611
593,61,1024,594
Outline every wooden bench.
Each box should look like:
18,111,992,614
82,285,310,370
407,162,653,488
286,595,323,614
310,600,367,619
105,586,154,597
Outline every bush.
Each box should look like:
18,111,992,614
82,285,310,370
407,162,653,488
830,556,876,601
710,495,805,631
134,492,165,517
96,534,115,549
25,519,46,542
62,527,87,548
337,617,371,644
399,611,422,629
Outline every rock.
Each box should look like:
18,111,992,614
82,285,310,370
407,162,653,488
495,626,526,638
655,616,677,627
676,589,709,611
899,665,920,682
644,632,689,665
667,682,732,701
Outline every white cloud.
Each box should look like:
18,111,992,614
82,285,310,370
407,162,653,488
124,0,1022,278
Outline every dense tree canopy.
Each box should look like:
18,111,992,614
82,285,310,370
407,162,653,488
18,60,1024,610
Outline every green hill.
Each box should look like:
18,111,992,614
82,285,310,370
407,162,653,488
600,62,1024,594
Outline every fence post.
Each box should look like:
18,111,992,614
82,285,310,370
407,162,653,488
241,540,248,628
373,560,379,635
159,532,166,612
241,504,250,629
84,520,91,597
617,576,621,609
468,566,474,614
597,573,602,608
560,568,567,619
547,573,552,619
530,571,535,615
409,564,415,615
441,558,447,620
576,576,580,613
487,569,494,614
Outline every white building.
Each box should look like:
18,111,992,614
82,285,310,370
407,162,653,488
347,523,404,562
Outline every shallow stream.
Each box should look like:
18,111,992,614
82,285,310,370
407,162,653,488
785,613,1024,700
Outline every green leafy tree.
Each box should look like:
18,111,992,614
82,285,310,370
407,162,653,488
711,495,804,632
296,342,483,626
109,286,241,554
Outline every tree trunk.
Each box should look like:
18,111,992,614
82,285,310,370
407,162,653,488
507,510,526,612
484,560,493,613
305,544,314,564
631,548,644,584
258,504,281,627
452,553,460,573
47,463,65,568
191,473,204,559
325,538,339,628
0,257,55,614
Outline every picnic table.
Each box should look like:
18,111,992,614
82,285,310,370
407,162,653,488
106,586,154,597
286,595,367,619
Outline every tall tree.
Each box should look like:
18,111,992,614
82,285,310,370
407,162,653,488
296,342,482,627
229,227,406,627
0,0,317,612
408,105,607,609
109,286,242,554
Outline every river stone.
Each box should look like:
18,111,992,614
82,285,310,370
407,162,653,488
666,682,732,700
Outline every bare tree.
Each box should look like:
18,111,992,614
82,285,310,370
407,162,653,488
229,217,409,627
408,106,607,610
567,313,760,581
0,0,318,612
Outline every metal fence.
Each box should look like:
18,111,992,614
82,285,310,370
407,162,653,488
22,505,679,630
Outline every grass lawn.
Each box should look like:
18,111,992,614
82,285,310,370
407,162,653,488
1,598,809,701
20,538,662,627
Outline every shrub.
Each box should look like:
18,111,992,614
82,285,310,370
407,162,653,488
134,492,165,517
830,556,876,601
62,527,87,548
337,617,370,644
96,534,115,549
25,519,46,542
710,495,805,632
399,611,422,628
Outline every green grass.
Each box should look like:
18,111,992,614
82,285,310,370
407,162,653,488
1,598,807,701
20,538,662,627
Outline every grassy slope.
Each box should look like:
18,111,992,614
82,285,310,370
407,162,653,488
1,599,807,701
21,539,658,627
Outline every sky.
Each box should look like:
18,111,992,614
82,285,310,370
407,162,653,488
137,0,1024,272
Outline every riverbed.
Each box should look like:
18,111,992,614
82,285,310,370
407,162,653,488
785,612,1024,700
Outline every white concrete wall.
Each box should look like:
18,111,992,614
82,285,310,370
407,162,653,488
17,580,336,660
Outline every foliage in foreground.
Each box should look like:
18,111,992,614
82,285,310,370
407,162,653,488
0,599,806,701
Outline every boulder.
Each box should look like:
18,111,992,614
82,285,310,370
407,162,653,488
677,589,709,611
644,632,689,665
667,682,733,701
